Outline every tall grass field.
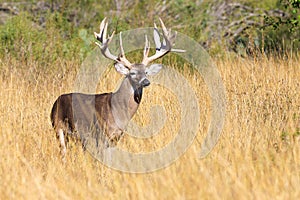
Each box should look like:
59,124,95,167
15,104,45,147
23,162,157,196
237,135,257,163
0,54,299,199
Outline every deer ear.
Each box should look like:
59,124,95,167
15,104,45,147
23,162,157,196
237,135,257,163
146,64,162,76
114,63,129,75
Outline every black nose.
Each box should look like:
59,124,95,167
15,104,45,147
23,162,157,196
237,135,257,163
141,79,150,87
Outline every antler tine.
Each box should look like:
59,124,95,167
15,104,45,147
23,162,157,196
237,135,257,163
118,32,132,68
103,21,108,42
142,35,151,65
158,18,168,37
97,17,106,43
119,32,125,56
143,35,150,57
153,23,161,50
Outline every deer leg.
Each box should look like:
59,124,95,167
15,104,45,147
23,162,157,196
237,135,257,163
58,128,67,161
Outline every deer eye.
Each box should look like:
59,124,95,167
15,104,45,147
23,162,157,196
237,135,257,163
130,72,136,76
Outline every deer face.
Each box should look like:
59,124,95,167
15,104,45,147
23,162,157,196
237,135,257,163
114,63,162,89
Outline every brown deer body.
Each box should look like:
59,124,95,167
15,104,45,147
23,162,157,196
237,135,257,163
50,17,182,159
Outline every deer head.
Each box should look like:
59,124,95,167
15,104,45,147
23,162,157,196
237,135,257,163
94,17,183,90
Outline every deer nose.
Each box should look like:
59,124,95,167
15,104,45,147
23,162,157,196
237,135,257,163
141,79,150,87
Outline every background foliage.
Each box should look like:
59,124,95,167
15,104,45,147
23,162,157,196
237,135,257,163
0,0,299,66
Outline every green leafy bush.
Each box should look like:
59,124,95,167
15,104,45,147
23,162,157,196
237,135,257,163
0,11,93,70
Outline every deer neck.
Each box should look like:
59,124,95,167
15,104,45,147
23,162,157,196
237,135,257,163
111,77,143,130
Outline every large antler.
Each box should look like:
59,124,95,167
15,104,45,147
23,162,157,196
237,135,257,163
94,17,132,68
142,18,185,66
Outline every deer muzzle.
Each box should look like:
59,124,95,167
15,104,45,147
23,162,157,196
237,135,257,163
141,79,150,87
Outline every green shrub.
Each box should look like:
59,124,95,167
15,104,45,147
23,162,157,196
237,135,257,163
0,11,94,70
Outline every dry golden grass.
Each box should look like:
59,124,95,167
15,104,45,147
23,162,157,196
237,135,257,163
0,55,299,199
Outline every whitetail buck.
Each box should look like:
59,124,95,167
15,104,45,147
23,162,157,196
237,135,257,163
51,17,183,159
